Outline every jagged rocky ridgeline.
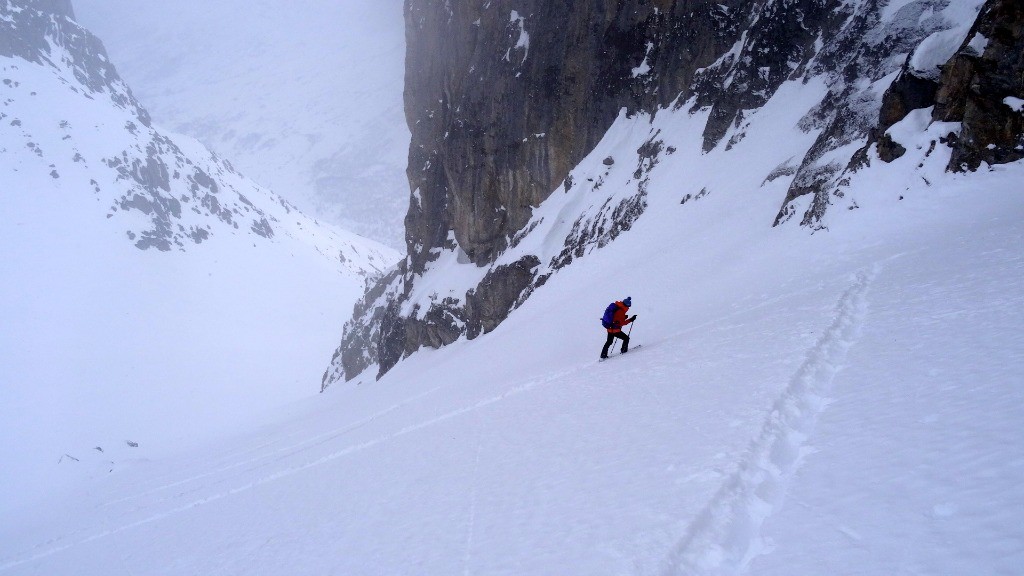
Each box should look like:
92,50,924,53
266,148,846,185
3,0,395,276
323,0,1023,388
1,0,149,122
1,0,268,251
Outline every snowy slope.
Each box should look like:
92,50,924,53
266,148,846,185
321,0,1011,386
2,1,1022,574
2,50,1022,574
73,0,410,248
1,166,1019,576
0,0,398,517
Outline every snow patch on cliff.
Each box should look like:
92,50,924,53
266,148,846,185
504,10,529,66
632,42,654,78
1004,97,1024,113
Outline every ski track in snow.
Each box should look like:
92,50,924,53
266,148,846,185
103,276,837,507
461,415,486,576
0,363,591,571
0,269,879,572
659,265,878,576
96,378,464,509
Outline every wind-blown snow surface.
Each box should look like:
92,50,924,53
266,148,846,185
2,87,1022,573
73,0,410,248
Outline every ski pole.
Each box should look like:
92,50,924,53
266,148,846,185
622,317,634,354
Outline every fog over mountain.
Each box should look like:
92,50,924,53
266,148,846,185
74,0,410,248
1,0,397,515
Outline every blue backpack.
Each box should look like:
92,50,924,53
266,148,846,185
601,302,618,328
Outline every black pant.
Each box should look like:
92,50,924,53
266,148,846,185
601,331,629,357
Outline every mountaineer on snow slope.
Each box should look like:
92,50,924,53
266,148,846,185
600,297,636,359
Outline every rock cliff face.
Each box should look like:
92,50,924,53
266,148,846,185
849,0,1022,189
934,0,1023,170
402,0,736,272
328,0,746,385
323,0,1023,387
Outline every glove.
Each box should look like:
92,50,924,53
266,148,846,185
630,315,637,321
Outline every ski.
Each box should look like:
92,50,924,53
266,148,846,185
599,344,641,362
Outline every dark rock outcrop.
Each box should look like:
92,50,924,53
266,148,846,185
934,0,1024,170
464,255,539,339
0,0,150,125
687,0,845,154
862,66,943,163
833,0,1022,202
402,0,743,273
772,0,960,227
321,253,541,387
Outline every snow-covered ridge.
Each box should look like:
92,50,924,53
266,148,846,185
1,0,147,122
1,0,394,271
73,0,410,248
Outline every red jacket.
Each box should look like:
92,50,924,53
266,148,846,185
607,302,633,333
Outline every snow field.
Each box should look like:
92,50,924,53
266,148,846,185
2,198,1022,576
5,142,1021,574
3,4,1023,572
0,44,398,520
663,266,876,574
749,207,1024,576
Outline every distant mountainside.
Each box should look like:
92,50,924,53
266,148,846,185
0,0,399,501
73,0,410,248
1,0,397,268
324,0,1023,387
